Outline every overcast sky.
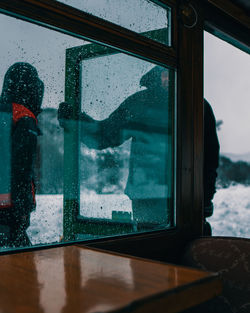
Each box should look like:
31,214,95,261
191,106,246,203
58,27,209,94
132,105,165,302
204,32,250,155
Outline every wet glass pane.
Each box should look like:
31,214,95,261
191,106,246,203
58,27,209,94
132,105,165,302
0,109,12,210
0,11,176,250
56,0,171,46
0,13,85,249
65,43,176,238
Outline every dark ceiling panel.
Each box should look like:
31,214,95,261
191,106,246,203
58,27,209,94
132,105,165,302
231,0,250,14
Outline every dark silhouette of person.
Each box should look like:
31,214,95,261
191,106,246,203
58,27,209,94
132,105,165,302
0,62,44,247
204,99,220,235
58,66,174,229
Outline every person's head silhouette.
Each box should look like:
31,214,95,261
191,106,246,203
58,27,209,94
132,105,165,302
1,62,44,116
140,66,169,91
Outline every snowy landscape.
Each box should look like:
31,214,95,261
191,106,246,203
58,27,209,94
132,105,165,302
25,183,250,247
204,32,250,240
208,184,250,238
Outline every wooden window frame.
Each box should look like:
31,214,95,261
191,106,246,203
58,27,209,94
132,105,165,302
0,0,203,262
0,0,177,67
1,0,248,261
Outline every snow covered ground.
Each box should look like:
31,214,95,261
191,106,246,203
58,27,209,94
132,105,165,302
208,184,250,238
26,184,250,246
27,193,133,245
27,195,64,245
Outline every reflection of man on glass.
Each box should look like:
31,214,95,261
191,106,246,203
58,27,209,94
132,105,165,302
59,66,173,229
0,62,44,247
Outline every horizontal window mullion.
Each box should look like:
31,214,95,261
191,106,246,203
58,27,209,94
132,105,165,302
0,0,177,68
151,0,177,9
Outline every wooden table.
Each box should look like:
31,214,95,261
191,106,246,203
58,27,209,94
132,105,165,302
0,245,221,313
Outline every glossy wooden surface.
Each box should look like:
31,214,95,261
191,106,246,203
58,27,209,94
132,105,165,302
0,245,221,313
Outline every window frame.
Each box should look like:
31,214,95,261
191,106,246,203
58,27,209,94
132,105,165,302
82,0,250,260
0,0,202,260
63,39,177,240
0,0,178,67
0,0,248,260
203,0,250,54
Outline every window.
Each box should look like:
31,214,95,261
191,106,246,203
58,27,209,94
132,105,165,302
205,31,250,238
0,13,84,246
3,0,248,257
0,0,179,251
55,0,172,46
64,42,176,240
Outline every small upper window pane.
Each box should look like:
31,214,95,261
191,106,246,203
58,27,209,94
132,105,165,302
56,0,171,46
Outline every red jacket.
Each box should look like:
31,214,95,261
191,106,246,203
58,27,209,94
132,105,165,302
0,102,38,214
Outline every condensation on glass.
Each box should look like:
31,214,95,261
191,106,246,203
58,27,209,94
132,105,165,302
0,13,84,250
56,0,171,46
63,42,176,240
0,9,176,250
